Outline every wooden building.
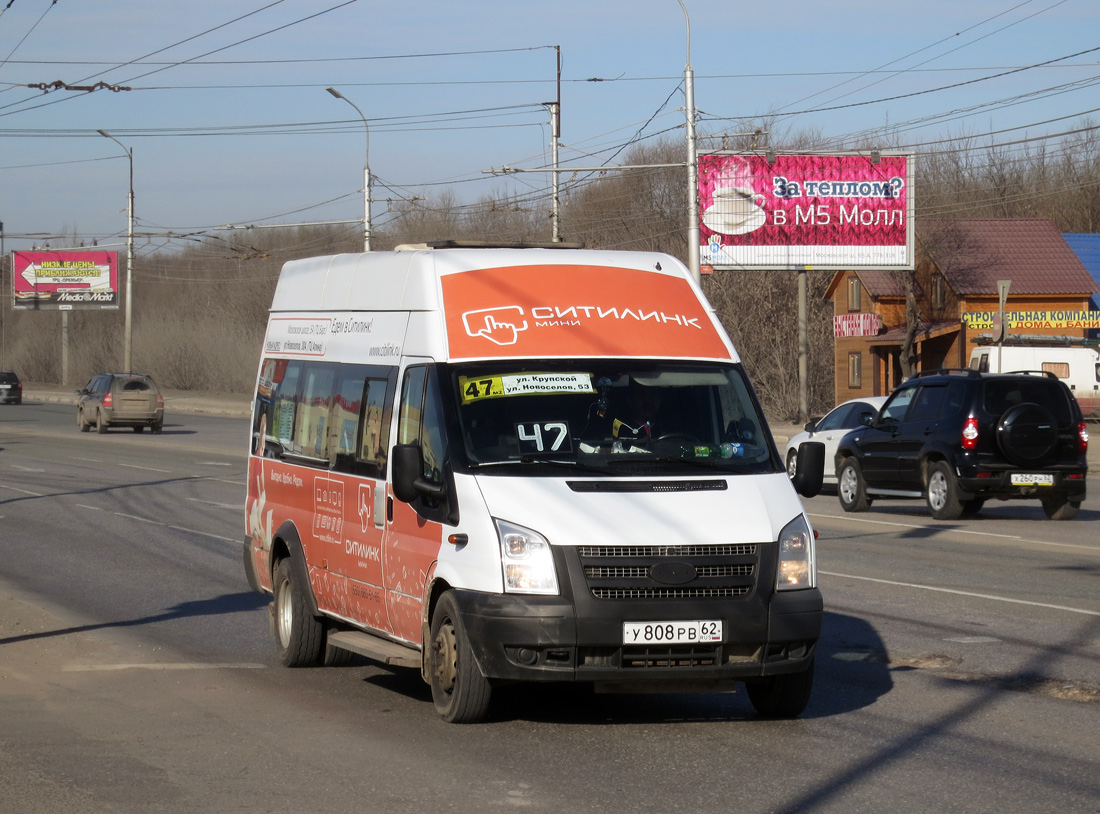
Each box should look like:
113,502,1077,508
824,218,1100,402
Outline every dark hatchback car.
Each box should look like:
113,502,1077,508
0,370,22,404
76,373,164,434
835,369,1088,521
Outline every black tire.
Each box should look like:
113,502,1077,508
926,461,964,520
96,410,108,434
133,426,144,433
273,558,324,667
1040,495,1080,521
837,458,871,512
785,448,798,480
152,422,163,435
429,591,492,723
322,624,354,667
78,408,90,432
746,658,814,718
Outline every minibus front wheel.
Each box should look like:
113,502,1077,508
745,658,814,718
273,557,324,667
429,592,492,723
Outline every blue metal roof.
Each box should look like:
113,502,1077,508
1063,233,1100,308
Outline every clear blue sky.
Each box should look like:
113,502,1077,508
1,0,1097,254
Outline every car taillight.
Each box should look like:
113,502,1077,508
1079,421,1089,453
156,395,164,409
961,416,979,450
103,393,113,407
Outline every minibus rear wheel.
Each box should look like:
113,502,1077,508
429,592,492,723
273,557,324,667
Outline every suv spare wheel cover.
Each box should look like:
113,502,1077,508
996,402,1058,465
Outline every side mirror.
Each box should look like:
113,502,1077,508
791,441,825,498
391,443,445,504
803,419,817,433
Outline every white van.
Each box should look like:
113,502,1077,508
969,342,1100,417
243,244,825,722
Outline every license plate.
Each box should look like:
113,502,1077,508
1011,473,1054,486
623,620,722,645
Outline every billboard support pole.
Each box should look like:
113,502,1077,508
798,268,809,424
678,1,701,284
98,130,133,374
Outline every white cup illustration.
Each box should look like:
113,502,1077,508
703,186,767,235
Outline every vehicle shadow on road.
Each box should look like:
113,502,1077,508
0,591,270,646
357,609,895,725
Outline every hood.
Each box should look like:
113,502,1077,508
471,472,804,547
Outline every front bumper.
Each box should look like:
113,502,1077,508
453,542,821,685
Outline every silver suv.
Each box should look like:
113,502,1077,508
76,373,164,434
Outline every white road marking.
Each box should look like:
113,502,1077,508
809,511,1099,552
0,484,43,496
118,463,172,473
820,570,1100,616
75,504,238,544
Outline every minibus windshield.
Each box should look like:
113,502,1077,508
448,360,779,476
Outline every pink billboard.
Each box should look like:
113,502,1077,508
698,153,913,270
11,250,120,310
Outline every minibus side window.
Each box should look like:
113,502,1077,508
398,365,448,483
397,365,454,522
328,364,394,478
271,361,302,449
295,364,335,459
357,377,393,476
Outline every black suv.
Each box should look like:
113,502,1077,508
835,369,1088,520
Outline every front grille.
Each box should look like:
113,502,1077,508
577,543,760,601
622,645,719,668
593,586,751,600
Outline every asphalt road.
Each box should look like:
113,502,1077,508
1,398,1098,813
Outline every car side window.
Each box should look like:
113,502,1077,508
879,387,916,423
907,386,946,422
815,404,852,432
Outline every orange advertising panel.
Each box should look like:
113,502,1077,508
441,264,733,360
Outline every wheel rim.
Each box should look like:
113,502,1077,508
928,471,947,511
276,577,293,646
839,467,856,503
786,451,797,479
432,619,458,696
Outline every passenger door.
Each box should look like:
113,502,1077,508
384,364,449,645
890,384,948,488
859,384,917,487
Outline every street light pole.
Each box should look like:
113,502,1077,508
326,87,372,252
97,129,134,373
678,0,701,284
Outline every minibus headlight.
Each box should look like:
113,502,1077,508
495,519,558,595
776,515,816,591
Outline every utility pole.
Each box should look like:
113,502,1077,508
678,0,701,284
97,130,134,373
326,87,372,252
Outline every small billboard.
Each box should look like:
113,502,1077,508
11,250,120,310
698,152,914,271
